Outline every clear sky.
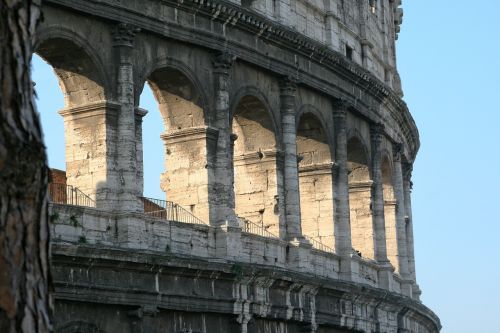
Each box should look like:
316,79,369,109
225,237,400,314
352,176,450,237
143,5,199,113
32,1,499,332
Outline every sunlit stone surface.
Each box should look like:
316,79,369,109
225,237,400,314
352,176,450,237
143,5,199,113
39,0,440,332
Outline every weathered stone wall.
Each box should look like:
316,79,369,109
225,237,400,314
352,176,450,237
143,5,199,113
50,204,439,333
234,0,403,94
37,0,437,331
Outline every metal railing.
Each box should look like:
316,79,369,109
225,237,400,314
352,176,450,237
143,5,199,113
48,183,95,207
304,235,334,253
141,197,205,225
237,216,279,239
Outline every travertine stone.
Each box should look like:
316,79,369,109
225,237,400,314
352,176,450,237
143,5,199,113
160,127,216,223
212,52,238,228
297,112,334,250
59,102,120,210
234,151,281,236
404,161,422,300
38,0,438,330
391,143,411,296
370,123,389,263
112,23,142,212
349,179,375,260
279,77,303,241
332,100,353,279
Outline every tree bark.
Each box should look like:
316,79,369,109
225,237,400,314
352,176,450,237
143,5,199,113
0,1,52,332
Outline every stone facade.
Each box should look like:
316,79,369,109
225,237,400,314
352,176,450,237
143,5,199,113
37,0,439,332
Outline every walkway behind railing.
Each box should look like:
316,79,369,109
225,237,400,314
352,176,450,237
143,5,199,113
49,183,95,207
304,235,334,253
237,216,279,239
141,197,205,225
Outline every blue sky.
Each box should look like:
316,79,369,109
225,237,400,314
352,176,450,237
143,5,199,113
397,1,500,332
33,1,499,332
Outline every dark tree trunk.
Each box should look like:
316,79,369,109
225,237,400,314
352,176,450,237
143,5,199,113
0,1,52,332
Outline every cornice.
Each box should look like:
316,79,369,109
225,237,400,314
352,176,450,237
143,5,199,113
50,243,441,331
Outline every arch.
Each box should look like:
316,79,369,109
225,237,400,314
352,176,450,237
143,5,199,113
141,63,211,222
34,28,112,205
137,56,210,126
232,93,281,236
346,133,371,183
347,134,375,259
296,111,335,249
35,27,109,108
296,104,334,157
230,86,281,147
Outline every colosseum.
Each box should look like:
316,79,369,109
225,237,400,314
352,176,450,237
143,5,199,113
38,0,441,332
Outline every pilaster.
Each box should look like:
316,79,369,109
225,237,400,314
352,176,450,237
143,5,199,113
325,2,341,50
332,98,353,280
59,101,120,211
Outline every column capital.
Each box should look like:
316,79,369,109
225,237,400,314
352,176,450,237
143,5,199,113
112,23,140,47
332,98,350,118
403,161,414,184
370,122,385,143
279,76,297,96
213,51,235,74
393,142,403,162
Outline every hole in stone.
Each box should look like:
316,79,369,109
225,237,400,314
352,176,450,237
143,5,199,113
346,44,353,61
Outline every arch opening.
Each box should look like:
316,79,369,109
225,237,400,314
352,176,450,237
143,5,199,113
36,38,106,108
232,95,281,236
142,67,211,223
296,113,334,249
34,37,107,206
347,136,374,259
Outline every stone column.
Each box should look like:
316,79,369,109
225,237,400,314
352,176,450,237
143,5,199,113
212,52,241,259
280,77,310,271
332,99,353,280
370,123,392,289
212,52,238,227
392,143,412,296
370,123,389,262
403,162,422,300
279,77,303,242
112,23,142,212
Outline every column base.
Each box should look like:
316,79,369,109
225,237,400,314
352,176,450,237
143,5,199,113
287,239,312,272
214,224,242,259
400,276,414,297
412,283,422,301
338,254,353,281
377,261,395,290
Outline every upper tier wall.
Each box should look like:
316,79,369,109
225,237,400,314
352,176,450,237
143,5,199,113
228,0,404,94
